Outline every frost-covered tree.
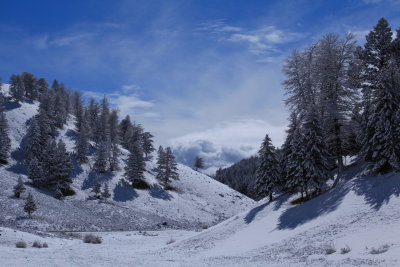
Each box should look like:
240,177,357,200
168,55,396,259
194,156,204,171
34,78,48,99
119,115,133,147
75,104,90,163
24,193,37,218
124,142,146,186
0,104,11,164
24,118,43,164
108,109,120,171
13,176,26,198
256,134,280,201
109,143,120,171
142,132,155,160
102,183,111,200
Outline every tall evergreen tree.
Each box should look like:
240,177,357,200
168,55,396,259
9,74,25,102
93,140,109,173
194,156,204,171
256,134,280,201
0,104,11,164
301,108,332,193
142,132,155,160
124,142,146,186
102,183,111,200
48,140,73,192
28,157,45,188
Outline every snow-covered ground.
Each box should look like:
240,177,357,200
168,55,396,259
2,164,400,266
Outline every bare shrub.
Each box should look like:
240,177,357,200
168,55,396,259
66,232,82,239
340,245,351,254
32,240,42,248
370,244,390,254
42,242,48,248
325,247,336,255
15,241,27,248
83,234,102,244
166,238,175,245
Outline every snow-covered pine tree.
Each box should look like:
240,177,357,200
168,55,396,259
109,143,120,171
156,146,166,183
360,18,394,163
28,157,45,187
21,72,37,100
13,176,26,198
108,109,120,171
124,142,146,187
101,183,111,200
93,140,109,173
366,60,400,174
9,74,25,102
48,140,73,193
256,134,280,201
301,107,332,194
0,103,11,164
142,131,155,160
24,193,37,218
24,118,43,164
75,104,90,163
163,147,179,187
194,156,204,171
34,78,48,99
92,177,101,198
118,115,133,148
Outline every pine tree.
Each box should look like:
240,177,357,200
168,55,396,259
93,140,109,173
142,132,155,160
194,156,204,171
13,176,26,198
164,147,179,187
101,183,111,199
34,78,48,99
256,134,280,201
24,193,37,218
24,118,43,164
28,157,45,187
21,72,37,100
0,104,11,164
124,142,146,187
118,115,132,148
9,74,25,102
49,140,73,192
75,105,90,163
109,143,120,171
92,178,101,198
301,107,332,193
156,146,166,183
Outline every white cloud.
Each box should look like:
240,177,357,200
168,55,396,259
169,119,286,175
50,33,95,47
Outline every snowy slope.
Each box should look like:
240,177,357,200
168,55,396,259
0,91,254,232
2,164,400,266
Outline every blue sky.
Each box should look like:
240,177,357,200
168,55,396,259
1,0,399,172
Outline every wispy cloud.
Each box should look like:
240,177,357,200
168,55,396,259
198,20,306,58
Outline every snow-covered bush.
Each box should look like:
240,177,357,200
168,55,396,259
15,241,27,248
83,234,102,244
370,244,390,254
325,247,336,255
32,240,42,248
42,242,48,248
340,246,351,254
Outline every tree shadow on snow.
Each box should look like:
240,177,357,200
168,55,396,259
7,146,27,175
2,100,21,111
352,172,400,211
277,164,365,230
65,129,78,141
81,171,114,190
113,180,138,202
70,155,83,177
277,181,352,230
244,194,291,224
149,184,173,201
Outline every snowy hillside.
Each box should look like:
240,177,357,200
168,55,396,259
0,91,254,232
2,163,400,266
